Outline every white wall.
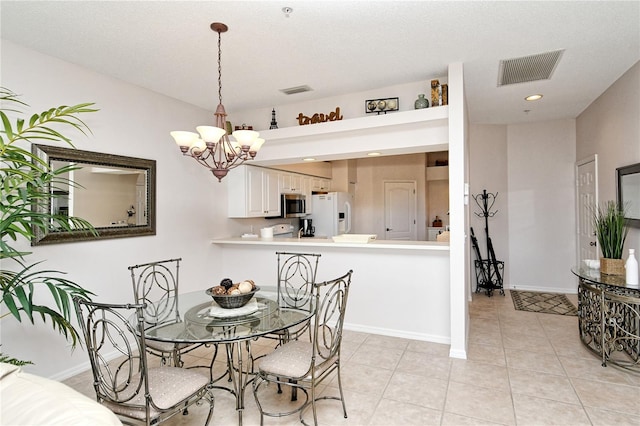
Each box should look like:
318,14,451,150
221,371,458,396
465,63,640,296
469,120,577,293
507,119,577,292
576,61,640,255
469,124,509,289
229,78,447,132
1,40,223,378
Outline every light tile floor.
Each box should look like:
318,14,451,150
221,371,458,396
64,291,640,425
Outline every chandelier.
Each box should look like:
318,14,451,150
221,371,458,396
170,22,264,182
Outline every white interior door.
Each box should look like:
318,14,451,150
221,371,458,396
576,155,598,263
384,181,417,240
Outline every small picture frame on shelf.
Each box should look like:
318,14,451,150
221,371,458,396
365,97,399,115
234,124,253,131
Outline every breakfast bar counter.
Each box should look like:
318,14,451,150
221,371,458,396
212,237,451,345
212,237,449,251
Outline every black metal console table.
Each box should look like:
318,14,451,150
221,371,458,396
571,266,640,373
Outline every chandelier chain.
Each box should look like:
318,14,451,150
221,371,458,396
217,29,223,105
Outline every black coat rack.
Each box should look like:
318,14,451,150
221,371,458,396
471,190,504,296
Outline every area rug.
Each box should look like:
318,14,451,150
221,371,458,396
510,290,578,316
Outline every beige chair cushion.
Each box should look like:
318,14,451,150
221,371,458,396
259,340,337,379
103,366,208,420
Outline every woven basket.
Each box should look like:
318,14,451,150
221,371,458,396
600,257,625,276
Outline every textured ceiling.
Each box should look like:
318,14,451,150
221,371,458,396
1,1,639,125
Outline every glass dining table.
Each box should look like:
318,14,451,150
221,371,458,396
139,287,312,425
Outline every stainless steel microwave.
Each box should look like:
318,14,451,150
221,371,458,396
280,193,306,218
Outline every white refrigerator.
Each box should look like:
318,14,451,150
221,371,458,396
310,192,354,238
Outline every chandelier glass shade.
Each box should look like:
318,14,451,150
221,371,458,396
170,22,264,182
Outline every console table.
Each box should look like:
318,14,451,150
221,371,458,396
572,266,640,373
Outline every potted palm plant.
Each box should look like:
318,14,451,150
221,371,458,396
592,200,629,275
1,87,98,364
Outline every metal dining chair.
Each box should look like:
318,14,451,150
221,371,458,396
253,270,353,426
272,251,321,341
254,252,320,398
129,258,198,367
129,258,219,372
73,297,215,426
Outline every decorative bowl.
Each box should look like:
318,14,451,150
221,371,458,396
206,286,260,309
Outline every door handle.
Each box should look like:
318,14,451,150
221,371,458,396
386,228,392,231
590,241,596,246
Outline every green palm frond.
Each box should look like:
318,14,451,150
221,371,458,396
1,87,98,358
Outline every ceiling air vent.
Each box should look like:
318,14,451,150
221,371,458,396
280,85,313,95
497,49,564,86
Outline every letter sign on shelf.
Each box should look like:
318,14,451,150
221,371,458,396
296,107,343,126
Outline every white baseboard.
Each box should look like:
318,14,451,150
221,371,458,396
449,348,467,359
49,349,126,381
505,284,578,294
344,322,451,345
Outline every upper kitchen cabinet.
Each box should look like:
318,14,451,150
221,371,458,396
228,165,280,217
279,172,303,194
311,177,331,192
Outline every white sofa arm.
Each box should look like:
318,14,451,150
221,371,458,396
0,363,121,425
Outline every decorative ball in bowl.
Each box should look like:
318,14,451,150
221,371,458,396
206,279,259,309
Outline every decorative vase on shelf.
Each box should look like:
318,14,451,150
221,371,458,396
414,94,429,109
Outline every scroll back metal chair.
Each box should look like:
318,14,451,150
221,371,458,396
129,258,216,369
253,269,353,426
272,251,321,342
73,297,215,426
255,252,320,398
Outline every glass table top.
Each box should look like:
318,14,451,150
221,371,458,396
141,287,312,344
572,264,639,292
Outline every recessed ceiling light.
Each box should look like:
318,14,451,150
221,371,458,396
525,94,543,101
367,152,381,156
303,158,315,162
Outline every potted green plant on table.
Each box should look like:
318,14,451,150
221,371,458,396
592,200,629,275
1,87,98,364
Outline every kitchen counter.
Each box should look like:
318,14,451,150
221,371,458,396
211,236,451,345
212,237,449,251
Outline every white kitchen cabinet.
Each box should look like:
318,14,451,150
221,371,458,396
228,165,281,217
311,177,331,192
279,172,303,194
302,176,313,213
262,169,280,216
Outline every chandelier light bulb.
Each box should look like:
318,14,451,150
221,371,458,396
232,129,260,148
170,131,199,147
250,138,265,153
196,125,227,143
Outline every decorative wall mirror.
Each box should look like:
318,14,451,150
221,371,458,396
31,144,156,245
617,162,640,229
